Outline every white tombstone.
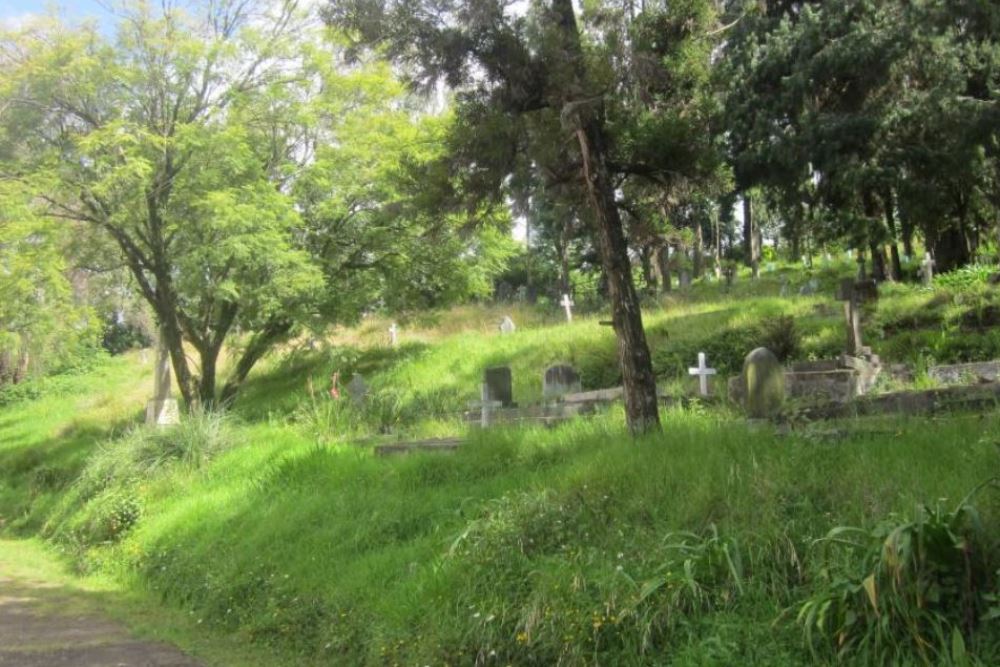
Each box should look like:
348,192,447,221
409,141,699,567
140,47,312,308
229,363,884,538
688,352,717,396
560,293,574,323
499,316,516,334
388,322,399,347
921,253,936,286
346,373,369,405
145,338,179,426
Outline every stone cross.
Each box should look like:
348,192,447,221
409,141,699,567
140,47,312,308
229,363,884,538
921,252,936,286
468,384,503,428
836,279,878,356
560,293,574,323
688,352,717,396
145,336,179,426
388,322,398,347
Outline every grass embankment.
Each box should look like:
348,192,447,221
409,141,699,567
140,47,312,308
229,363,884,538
2,270,999,665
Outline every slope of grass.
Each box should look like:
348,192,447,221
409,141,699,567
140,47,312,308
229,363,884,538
2,273,999,665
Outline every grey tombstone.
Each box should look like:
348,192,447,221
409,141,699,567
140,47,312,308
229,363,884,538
921,252,936,286
388,322,399,347
346,373,369,405
499,315,516,334
742,347,785,418
543,364,582,399
798,278,819,296
679,270,692,289
766,261,776,273
723,265,735,287
779,276,789,297
484,366,514,407
145,338,179,426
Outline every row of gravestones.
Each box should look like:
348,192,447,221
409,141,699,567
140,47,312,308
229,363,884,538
477,364,584,409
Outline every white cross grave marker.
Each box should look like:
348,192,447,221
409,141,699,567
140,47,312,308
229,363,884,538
388,322,398,347
560,293,574,323
688,352,717,396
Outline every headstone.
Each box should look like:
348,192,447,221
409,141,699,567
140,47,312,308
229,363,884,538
145,338,180,426
483,366,513,407
346,373,369,405
779,276,789,297
921,252,936,286
798,278,819,296
560,294,574,323
499,316,516,334
679,270,692,289
723,266,735,287
543,364,582,399
687,352,717,396
388,322,399,347
742,347,785,418
766,262,776,273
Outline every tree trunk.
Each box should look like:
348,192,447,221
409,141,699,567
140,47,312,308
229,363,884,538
554,0,659,435
693,223,703,278
220,319,293,407
881,189,902,280
640,244,657,293
742,195,753,268
575,120,660,435
199,347,218,408
869,242,887,282
558,224,572,295
655,245,672,293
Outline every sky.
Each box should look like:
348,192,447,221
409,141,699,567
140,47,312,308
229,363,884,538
0,1,116,29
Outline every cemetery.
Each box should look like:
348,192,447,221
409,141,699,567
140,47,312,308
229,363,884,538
1,2,999,667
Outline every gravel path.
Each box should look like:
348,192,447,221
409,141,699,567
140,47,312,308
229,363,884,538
0,566,200,667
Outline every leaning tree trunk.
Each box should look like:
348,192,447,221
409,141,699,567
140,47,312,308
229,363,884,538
575,120,660,435
742,195,753,269
554,0,659,435
693,223,704,279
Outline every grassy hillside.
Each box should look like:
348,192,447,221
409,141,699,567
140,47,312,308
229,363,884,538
2,266,999,665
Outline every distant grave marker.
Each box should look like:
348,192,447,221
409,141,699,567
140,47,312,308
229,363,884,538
388,322,399,347
921,252,936,286
145,337,179,426
483,366,514,407
560,294,574,323
499,316,516,334
742,347,785,418
346,373,369,405
543,364,582,399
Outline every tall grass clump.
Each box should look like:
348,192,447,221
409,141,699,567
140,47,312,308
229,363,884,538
46,410,233,549
798,480,1000,665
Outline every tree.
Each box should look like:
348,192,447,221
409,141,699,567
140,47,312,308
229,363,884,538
1,2,504,407
326,0,725,434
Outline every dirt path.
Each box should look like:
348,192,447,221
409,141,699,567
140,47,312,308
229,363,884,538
0,545,201,667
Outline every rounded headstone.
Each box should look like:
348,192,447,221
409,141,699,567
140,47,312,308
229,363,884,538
742,347,785,418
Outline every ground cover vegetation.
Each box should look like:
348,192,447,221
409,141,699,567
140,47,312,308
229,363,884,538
2,271,999,665
1,0,1000,664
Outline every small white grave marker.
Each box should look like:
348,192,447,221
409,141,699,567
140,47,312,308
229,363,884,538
388,322,399,347
921,252,936,286
688,352,717,396
560,293,574,323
